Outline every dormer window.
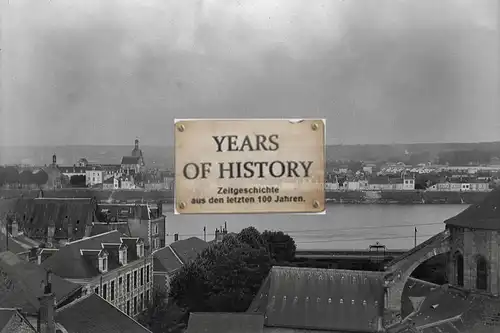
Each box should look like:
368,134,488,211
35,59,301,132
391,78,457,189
119,244,128,265
98,251,109,273
137,241,144,258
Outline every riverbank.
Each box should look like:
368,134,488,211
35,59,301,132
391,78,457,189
0,188,491,204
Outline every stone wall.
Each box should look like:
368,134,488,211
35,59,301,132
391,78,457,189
452,227,500,295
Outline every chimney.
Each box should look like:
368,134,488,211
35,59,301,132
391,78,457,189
11,219,19,238
215,229,224,243
38,270,56,333
84,224,93,237
174,233,179,242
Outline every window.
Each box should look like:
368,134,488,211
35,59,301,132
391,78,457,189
127,273,130,292
133,296,137,315
141,268,144,286
94,287,99,295
111,281,115,301
134,271,137,289
455,252,464,287
477,256,488,290
139,293,143,311
146,265,150,283
102,283,107,300
126,301,130,316
119,277,123,285
145,290,149,305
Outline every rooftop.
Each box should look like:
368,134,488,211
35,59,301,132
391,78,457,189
41,230,143,279
247,266,386,332
56,293,152,333
0,308,37,333
153,237,208,273
444,189,500,230
394,284,500,333
186,313,264,333
0,251,81,314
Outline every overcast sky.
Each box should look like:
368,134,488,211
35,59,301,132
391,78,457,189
1,0,498,146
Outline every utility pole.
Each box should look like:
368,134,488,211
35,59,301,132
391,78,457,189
414,227,417,248
203,226,206,242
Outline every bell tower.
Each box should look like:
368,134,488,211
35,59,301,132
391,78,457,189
52,154,57,166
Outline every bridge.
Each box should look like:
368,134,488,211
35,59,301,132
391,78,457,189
383,229,452,316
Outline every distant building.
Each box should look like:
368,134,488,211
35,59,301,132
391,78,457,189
85,165,103,187
121,138,146,175
95,203,166,251
40,230,153,319
103,176,120,190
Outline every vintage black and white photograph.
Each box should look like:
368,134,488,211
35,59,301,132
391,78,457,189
0,0,499,332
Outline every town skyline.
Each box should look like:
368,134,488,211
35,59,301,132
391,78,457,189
1,0,498,146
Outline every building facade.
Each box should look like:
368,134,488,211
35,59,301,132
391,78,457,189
39,231,153,318
445,191,500,295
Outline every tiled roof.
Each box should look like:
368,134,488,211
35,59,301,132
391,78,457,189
0,308,37,332
400,286,500,333
186,313,264,333
0,233,41,254
170,237,209,264
90,223,131,237
401,278,439,318
152,237,208,273
17,198,98,240
444,189,500,230
152,247,182,273
56,293,152,333
0,251,81,314
250,266,386,332
121,156,140,165
41,230,134,279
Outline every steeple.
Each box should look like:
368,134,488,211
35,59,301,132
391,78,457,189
52,154,57,166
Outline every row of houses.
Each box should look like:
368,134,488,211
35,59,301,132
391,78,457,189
0,194,214,332
325,177,417,191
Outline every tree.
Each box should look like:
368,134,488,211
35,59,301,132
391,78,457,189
70,175,86,187
0,167,5,186
19,170,33,187
137,289,188,333
32,170,49,186
236,226,266,250
3,167,19,186
262,230,297,263
170,228,273,316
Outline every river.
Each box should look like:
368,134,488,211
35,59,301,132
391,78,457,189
162,204,467,250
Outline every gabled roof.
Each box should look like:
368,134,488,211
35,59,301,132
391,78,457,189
121,156,141,165
152,237,208,273
19,198,97,240
248,266,386,332
0,308,37,332
186,313,264,333
56,293,152,333
103,177,115,184
444,189,500,230
0,251,81,314
41,230,133,279
170,237,209,264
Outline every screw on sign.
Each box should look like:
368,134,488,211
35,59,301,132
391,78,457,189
174,119,326,214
